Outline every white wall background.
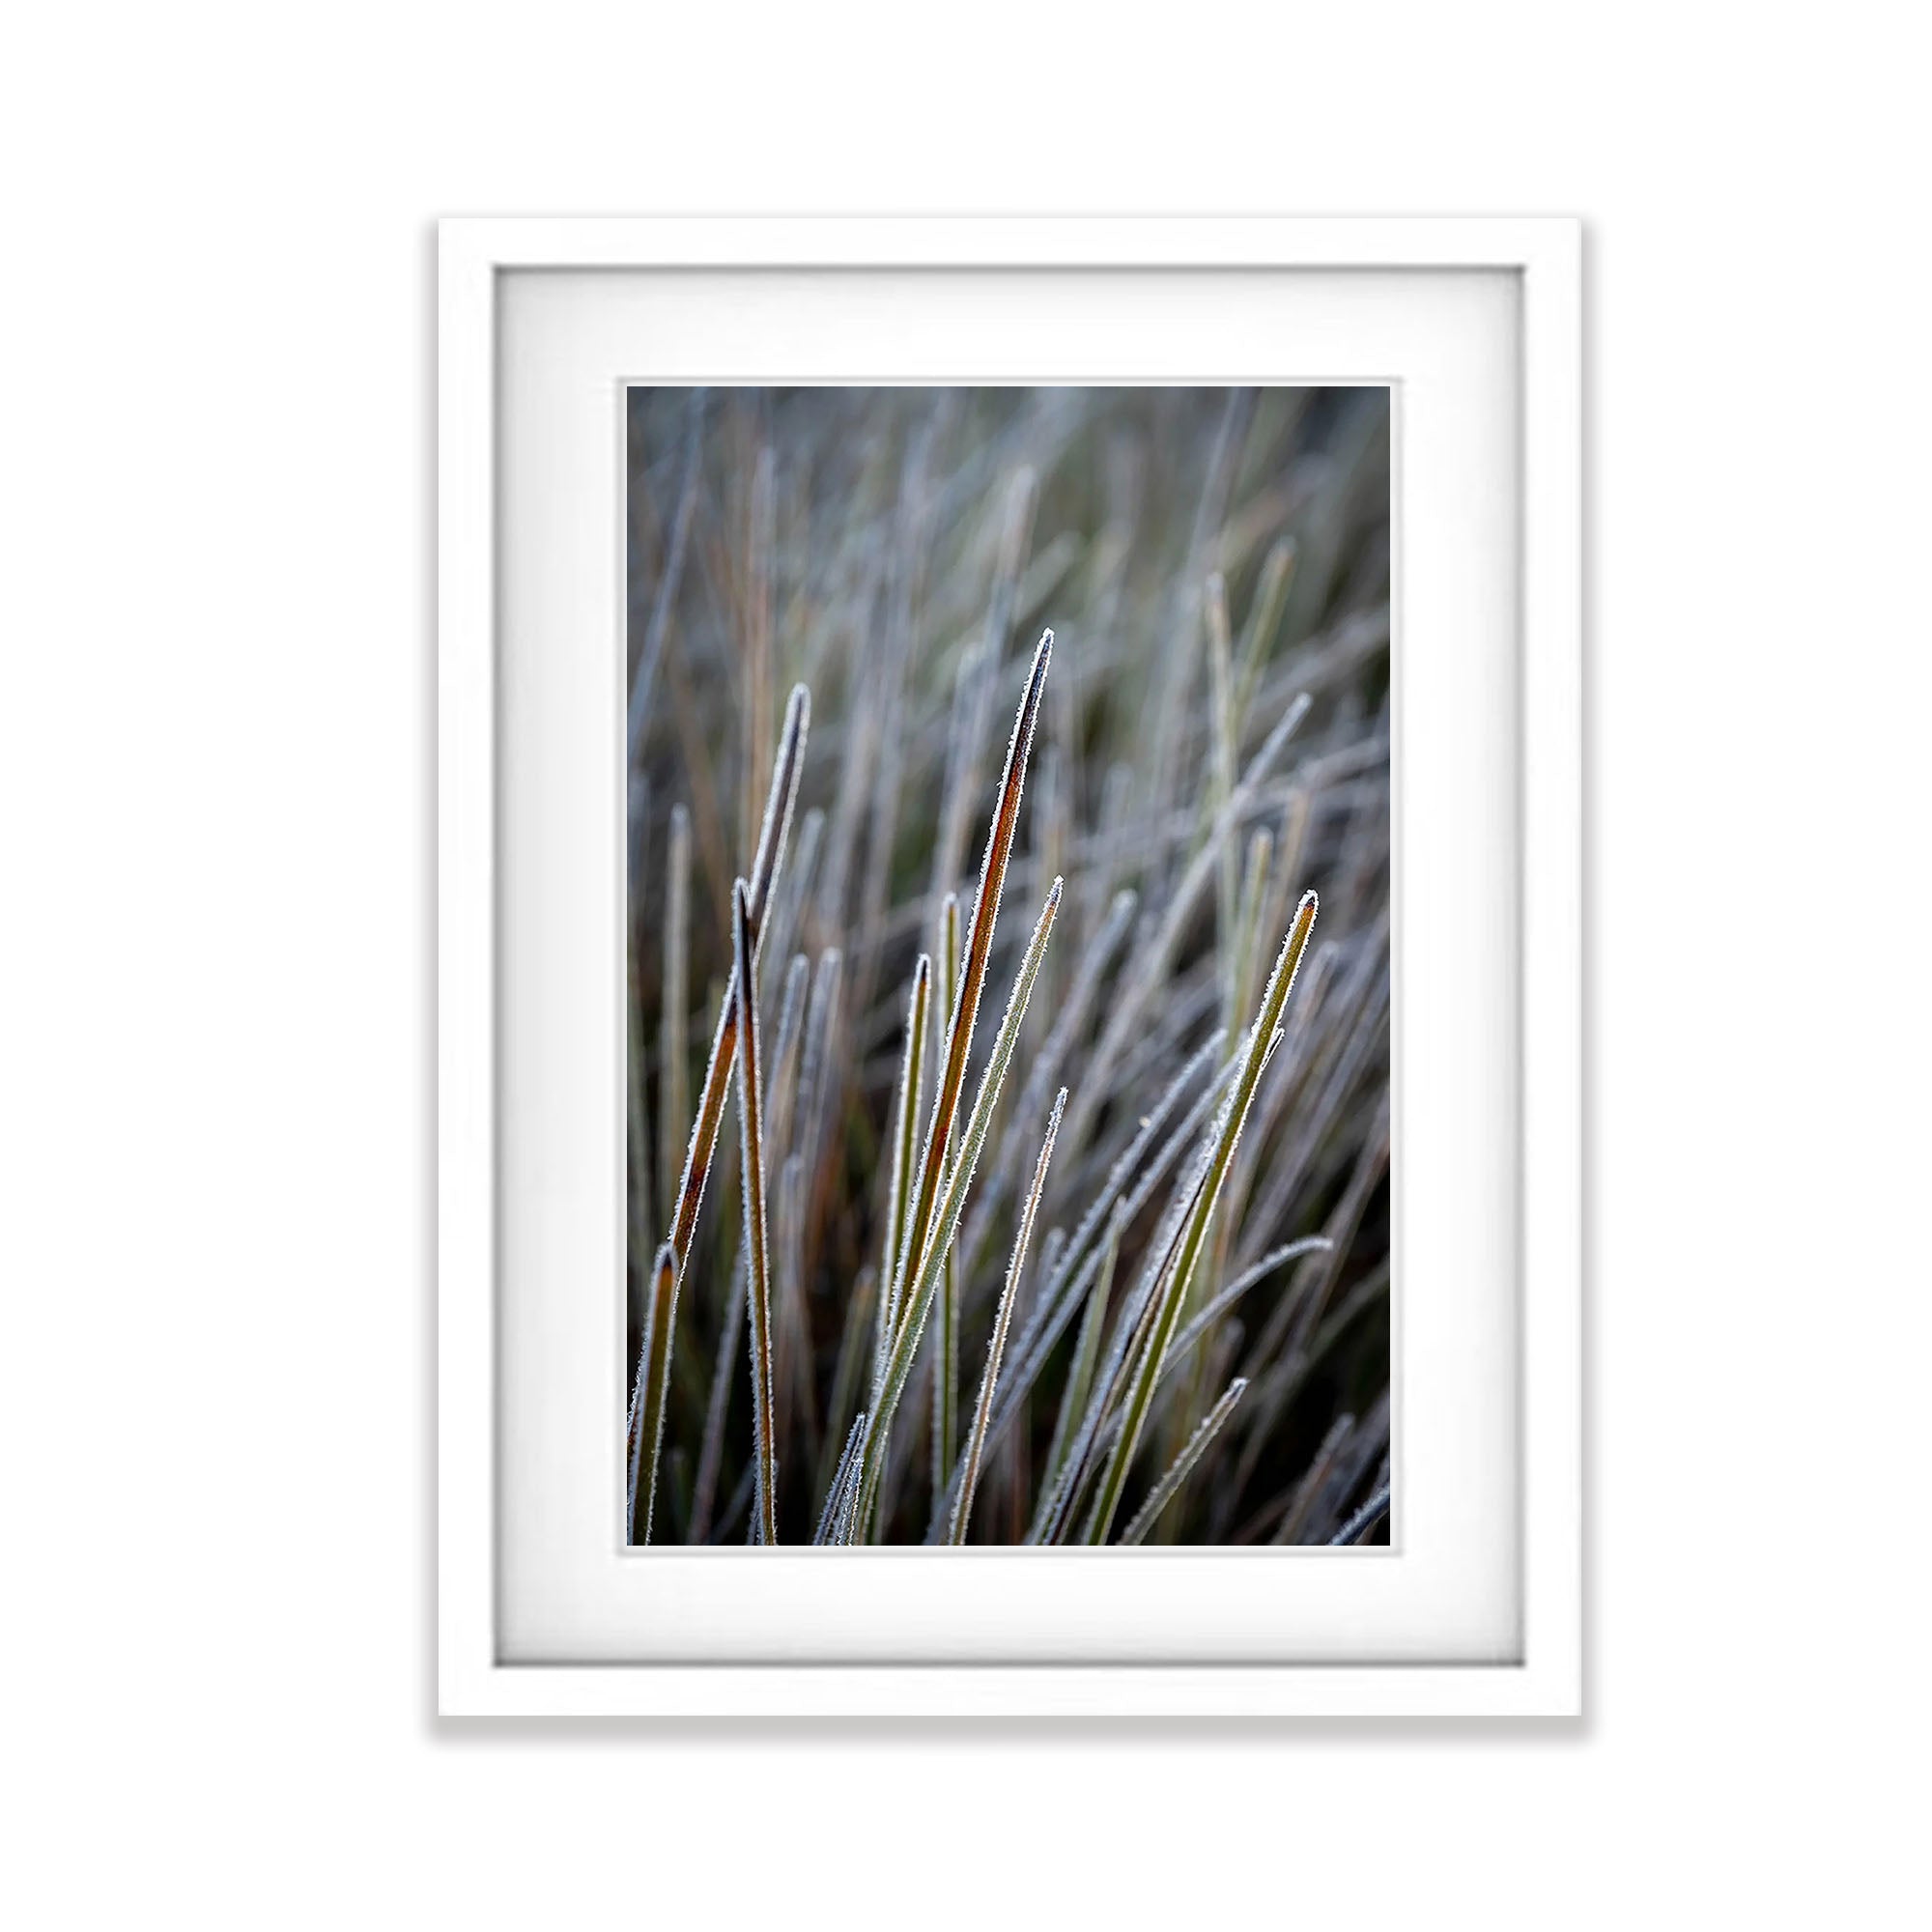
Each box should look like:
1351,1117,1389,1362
1,7,1924,1924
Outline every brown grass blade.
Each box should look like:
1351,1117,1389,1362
894,628,1052,1306
855,875,1063,1537
626,1240,680,1545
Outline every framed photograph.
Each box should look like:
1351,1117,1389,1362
439,217,1581,1717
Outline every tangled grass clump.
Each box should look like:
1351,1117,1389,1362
626,386,1390,1546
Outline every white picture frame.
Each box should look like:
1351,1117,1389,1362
438,216,1581,1719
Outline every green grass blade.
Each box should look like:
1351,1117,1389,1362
1234,534,1296,723
1038,1216,1120,1512
730,878,779,1545
894,629,1052,1316
657,804,693,1231
1160,1236,1332,1392
930,892,961,1522
949,1088,1065,1544
956,885,1137,1282
668,684,810,1272
1081,889,1320,1545
1060,688,1311,1161
1039,1151,1212,1546
1205,573,1240,1035
874,954,931,1396
814,1408,867,1547
854,876,1062,1537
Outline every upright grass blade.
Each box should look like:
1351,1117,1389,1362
949,1087,1065,1544
814,1410,869,1546
832,1412,872,1546
1072,1233,1341,1504
970,1044,1241,1529
1060,688,1311,1161
656,806,693,1233
1039,1217,1120,1509
924,1035,1241,1546
1204,574,1240,1034
874,954,930,1393
624,932,654,1403
1082,889,1320,1545
929,893,961,1520
1117,1376,1250,1547
626,1241,681,1543
730,879,778,1546
1036,1151,1213,1546
894,629,1052,1312
668,685,809,1274
854,876,1062,1537
956,884,1137,1283
1234,534,1296,724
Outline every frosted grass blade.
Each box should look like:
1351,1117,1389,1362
626,1241,681,1544
814,1409,867,1546
1117,1377,1250,1547
1061,689,1311,1160
949,1088,1065,1544
1082,890,1320,1545
929,893,960,1521
657,805,693,1231
730,879,779,1546
854,876,1062,1537
1038,1218,1120,1510
1204,574,1239,1033
895,629,1052,1315
874,954,931,1395
667,685,809,1273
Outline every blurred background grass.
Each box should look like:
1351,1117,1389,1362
627,384,1390,1545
